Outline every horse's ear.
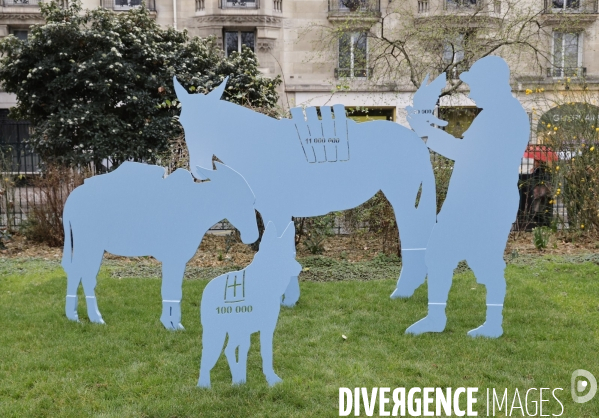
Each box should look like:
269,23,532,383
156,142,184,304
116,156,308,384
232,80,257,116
173,76,189,102
263,221,277,242
195,166,214,181
207,76,229,100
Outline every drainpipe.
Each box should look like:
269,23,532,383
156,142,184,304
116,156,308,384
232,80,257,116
173,0,177,30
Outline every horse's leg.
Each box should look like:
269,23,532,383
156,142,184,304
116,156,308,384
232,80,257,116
65,258,82,322
385,166,437,298
79,248,106,324
260,324,282,386
198,326,227,388
466,253,507,338
279,221,300,307
160,260,187,330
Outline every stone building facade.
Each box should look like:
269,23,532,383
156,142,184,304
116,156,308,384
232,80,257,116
0,0,598,136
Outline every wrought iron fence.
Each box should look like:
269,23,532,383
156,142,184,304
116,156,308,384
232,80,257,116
0,116,586,233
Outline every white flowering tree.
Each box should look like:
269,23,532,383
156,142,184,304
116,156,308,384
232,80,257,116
0,0,280,167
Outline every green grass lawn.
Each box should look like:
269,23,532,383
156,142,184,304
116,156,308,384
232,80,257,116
0,255,598,417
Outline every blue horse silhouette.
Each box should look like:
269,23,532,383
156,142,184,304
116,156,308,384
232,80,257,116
62,161,258,330
174,77,437,305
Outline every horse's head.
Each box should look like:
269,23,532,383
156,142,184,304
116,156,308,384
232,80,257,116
174,76,229,176
196,162,259,245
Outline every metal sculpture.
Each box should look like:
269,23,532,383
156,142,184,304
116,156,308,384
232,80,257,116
405,56,530,338
62,161,258,330
198,222,300,387
174,77,438,307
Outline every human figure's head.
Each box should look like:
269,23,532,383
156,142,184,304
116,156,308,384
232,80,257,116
459,56,512,108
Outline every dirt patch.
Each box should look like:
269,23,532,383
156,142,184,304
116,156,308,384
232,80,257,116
1,231,598,267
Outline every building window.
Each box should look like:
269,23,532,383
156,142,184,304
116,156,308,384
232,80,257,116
224,31,255,56
552,32,581,77
113,0,142,10
12,30,28,41
337,32,368,78
552,0,579,10
442,33,469,79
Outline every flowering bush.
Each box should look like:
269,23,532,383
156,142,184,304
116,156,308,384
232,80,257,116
0,0,280,167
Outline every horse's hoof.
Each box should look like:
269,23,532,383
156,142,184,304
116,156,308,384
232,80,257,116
89,316,105,325
266,374,282,386
467,324,503,338
405,315,446,335
281,276,300,307
197,379,211,389
390,288,412,299
66,313,80,322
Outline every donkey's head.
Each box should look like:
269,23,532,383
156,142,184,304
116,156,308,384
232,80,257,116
196,162,259,245
174,76,230,175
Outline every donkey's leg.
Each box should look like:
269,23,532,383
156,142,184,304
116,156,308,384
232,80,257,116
160,260,187,330
386,168,437,299
198,326,227,388
280,221,300,307
260,326,282,386
80,249,106,324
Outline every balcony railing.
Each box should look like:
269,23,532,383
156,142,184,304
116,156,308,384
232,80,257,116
1,0,40,6
418,0,429,12
103,0,156,10
547,66,586,77
274,0,282,11
219,0,260,8
334,67,373,78
543,0,598,13
328,0,380,13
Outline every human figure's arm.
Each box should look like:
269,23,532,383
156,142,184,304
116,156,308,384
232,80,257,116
407,112,463,161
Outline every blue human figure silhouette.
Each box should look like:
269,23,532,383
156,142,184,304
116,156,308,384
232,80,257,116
198,222,301,388
406,57,530,338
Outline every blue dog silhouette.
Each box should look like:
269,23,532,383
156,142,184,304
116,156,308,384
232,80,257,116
198,221,300,388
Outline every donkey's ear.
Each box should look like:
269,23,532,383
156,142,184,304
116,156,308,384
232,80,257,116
195,166,214,181
207,76,229,100
173,76,188,102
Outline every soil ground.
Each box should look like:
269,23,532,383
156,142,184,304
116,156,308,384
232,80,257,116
1,230,598,267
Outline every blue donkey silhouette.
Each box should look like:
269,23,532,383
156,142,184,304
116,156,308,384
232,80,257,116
175,77,437,306
198,221,300,388
62,161,258,330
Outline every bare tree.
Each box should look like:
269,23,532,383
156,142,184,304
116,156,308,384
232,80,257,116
309,0,592,96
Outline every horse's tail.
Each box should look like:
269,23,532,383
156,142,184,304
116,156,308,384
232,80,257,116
61,194,75,274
